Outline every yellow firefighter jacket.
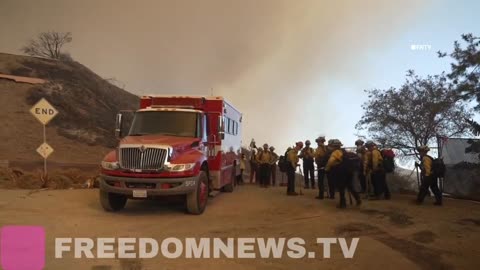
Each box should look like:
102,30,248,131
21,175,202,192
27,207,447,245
364,148,383,175
314,145,327,164
287,149,299,169
270,152,279,165
256,150,272,165
421,155,433,177
299,147,315,160
325,149,343,172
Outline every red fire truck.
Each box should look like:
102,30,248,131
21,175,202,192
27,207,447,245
99,95,242,214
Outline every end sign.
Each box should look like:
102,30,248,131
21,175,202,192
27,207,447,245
29,98,58,125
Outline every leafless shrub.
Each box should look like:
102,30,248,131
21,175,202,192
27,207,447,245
21,31,72,60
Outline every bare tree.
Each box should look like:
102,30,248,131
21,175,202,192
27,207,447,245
21,31,72,59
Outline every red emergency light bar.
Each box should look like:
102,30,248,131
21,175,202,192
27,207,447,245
140,96,207,110
149,105,195,109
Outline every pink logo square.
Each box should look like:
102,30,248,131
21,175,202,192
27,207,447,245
1,226,45,270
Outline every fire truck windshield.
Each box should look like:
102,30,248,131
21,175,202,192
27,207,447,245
128,111,199,137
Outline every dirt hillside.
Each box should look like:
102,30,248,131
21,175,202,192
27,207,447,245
0,53,139,164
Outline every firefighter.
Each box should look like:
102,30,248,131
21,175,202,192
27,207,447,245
256,144,272,188
269,146,279,186
314,136,328,199
415,146,442,205
355,139,367,193
323,139,336,199
249,149,258,184
255,147,263,185
286,142,303,196
299,140,315,189
238,153,246,185
325,139,361,208
280,147,293,186
364,141,391,200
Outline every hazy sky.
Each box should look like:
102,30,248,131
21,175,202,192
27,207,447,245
1,0,479,152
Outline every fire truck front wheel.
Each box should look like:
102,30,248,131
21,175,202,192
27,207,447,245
186,170,209,215
100,190,127,212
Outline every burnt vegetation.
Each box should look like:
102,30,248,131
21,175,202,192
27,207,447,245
9,55,138,147
12,31,138,148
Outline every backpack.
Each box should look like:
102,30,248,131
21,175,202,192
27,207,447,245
341,150,361,173
278,150,290,172
381,149,396,173
427,155,446,178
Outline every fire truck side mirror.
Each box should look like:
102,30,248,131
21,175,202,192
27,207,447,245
115,113,123,138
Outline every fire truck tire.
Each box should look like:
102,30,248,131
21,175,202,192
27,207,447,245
186,171,208,215
100,190,127,212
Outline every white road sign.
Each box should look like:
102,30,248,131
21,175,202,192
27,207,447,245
36,143,54,159
30,98,58,125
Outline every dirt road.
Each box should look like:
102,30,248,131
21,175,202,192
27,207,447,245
0,185,479,270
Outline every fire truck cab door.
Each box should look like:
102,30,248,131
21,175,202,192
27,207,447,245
204,113,217,159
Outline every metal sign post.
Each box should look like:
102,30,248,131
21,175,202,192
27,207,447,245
44,125,46,172
30,98,58,177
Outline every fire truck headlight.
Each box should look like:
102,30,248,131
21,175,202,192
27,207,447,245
165,163,196,172
101,161,120,170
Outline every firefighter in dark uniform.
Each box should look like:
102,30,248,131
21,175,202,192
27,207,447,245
314,136,327,199
355,139,367,193
364,141,391,200
416,145,443,206
299,140,315,189
325,139,361,208
286,142,303,196
256,144,272,188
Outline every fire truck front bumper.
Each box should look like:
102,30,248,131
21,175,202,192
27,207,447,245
99,174,198,197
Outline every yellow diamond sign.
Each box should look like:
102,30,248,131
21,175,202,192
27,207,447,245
30,98,58,125
36,143,54,159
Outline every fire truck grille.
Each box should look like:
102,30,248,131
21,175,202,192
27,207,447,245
119,147,167,171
